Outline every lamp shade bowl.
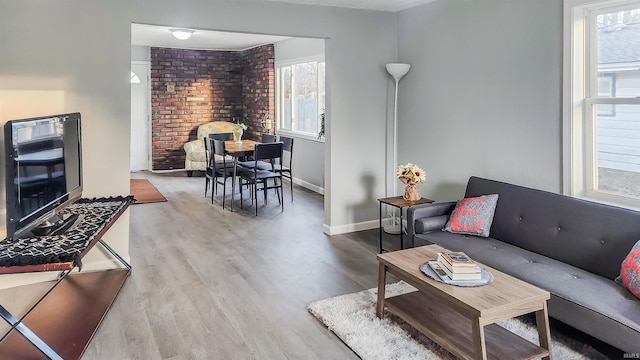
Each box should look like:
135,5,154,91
386,63,411,81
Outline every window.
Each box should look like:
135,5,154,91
130,71,141,84
276,57,325,138
565,0,640,208
596,74,616,116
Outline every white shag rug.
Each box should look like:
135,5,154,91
308,282,608,360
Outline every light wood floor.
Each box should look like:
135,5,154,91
0,171,622,359
86,171,380,360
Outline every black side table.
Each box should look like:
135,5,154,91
378,196,434,253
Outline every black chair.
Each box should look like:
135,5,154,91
274,136,294,201
211,138,238,209
261,133,276,143
239,142,284,216
209,132,236,169
209,133,234,141
204,136,215,197
236,133,276,170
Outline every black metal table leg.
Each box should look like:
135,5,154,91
379,201,383,253
400,207,404,250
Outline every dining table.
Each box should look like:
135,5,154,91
224,139,259,211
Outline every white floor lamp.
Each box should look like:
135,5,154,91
384,63,411,234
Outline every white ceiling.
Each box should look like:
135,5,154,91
260,0,437,12
131,24,293,51
132,0,436,50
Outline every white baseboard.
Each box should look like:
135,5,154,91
321,217,407,236
145,170,327,196
151,168,187,173
291,177,324,195
323,219,383,235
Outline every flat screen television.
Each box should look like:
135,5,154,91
3,112,82,240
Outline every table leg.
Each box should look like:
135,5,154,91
536,302,553,360
231,157,237,212
472,317,488,360
376,263,387,319
0,305,63,360
399,206,404,250
379,201,383,253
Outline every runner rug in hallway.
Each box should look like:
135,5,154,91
308,281,608,360
130,179,167,204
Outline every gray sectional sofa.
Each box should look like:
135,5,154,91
406,176,640,353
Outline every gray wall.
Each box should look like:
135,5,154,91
274,37,326,192
0,0,568,286
275,37,325,61
0,0,397,276
396,0,563,201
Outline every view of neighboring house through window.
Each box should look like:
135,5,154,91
276,57,325,138
594,7,640,199
566,1,640,208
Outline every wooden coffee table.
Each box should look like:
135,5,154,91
376,245,552,360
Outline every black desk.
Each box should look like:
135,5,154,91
0,197,133,360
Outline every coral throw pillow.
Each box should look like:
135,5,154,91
443,194,499,237
619,241,640,299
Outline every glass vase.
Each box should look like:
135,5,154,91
233,128,243,144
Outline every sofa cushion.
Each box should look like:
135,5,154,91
443,194,498,237
463,176,640,280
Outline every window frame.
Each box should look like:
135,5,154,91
275,55,325,142
596,74,616,116
564,0,640,209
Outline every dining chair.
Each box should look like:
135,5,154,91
211,138,237,209
209,132,233,141
261,133,276,143
209,132,237,162
239,142,284,216
274,136,294,201
237,133,277,170
204,135,215,197
203,134,233,196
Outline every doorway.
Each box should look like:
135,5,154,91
130,61,150,172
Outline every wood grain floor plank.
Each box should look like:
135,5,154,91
114,172,365,359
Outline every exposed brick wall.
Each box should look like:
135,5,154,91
150,45,275,170
150,48,243,170
242,45,275,140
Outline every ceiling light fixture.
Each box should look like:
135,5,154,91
170,29,194,40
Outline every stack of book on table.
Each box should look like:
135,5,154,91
428,252,482,283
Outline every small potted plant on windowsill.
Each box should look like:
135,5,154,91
318,110,325,140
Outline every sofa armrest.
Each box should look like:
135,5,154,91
415,215,450,234
405,201,457,248
184,139,204,154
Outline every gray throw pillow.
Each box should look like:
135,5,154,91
443,194,499,237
